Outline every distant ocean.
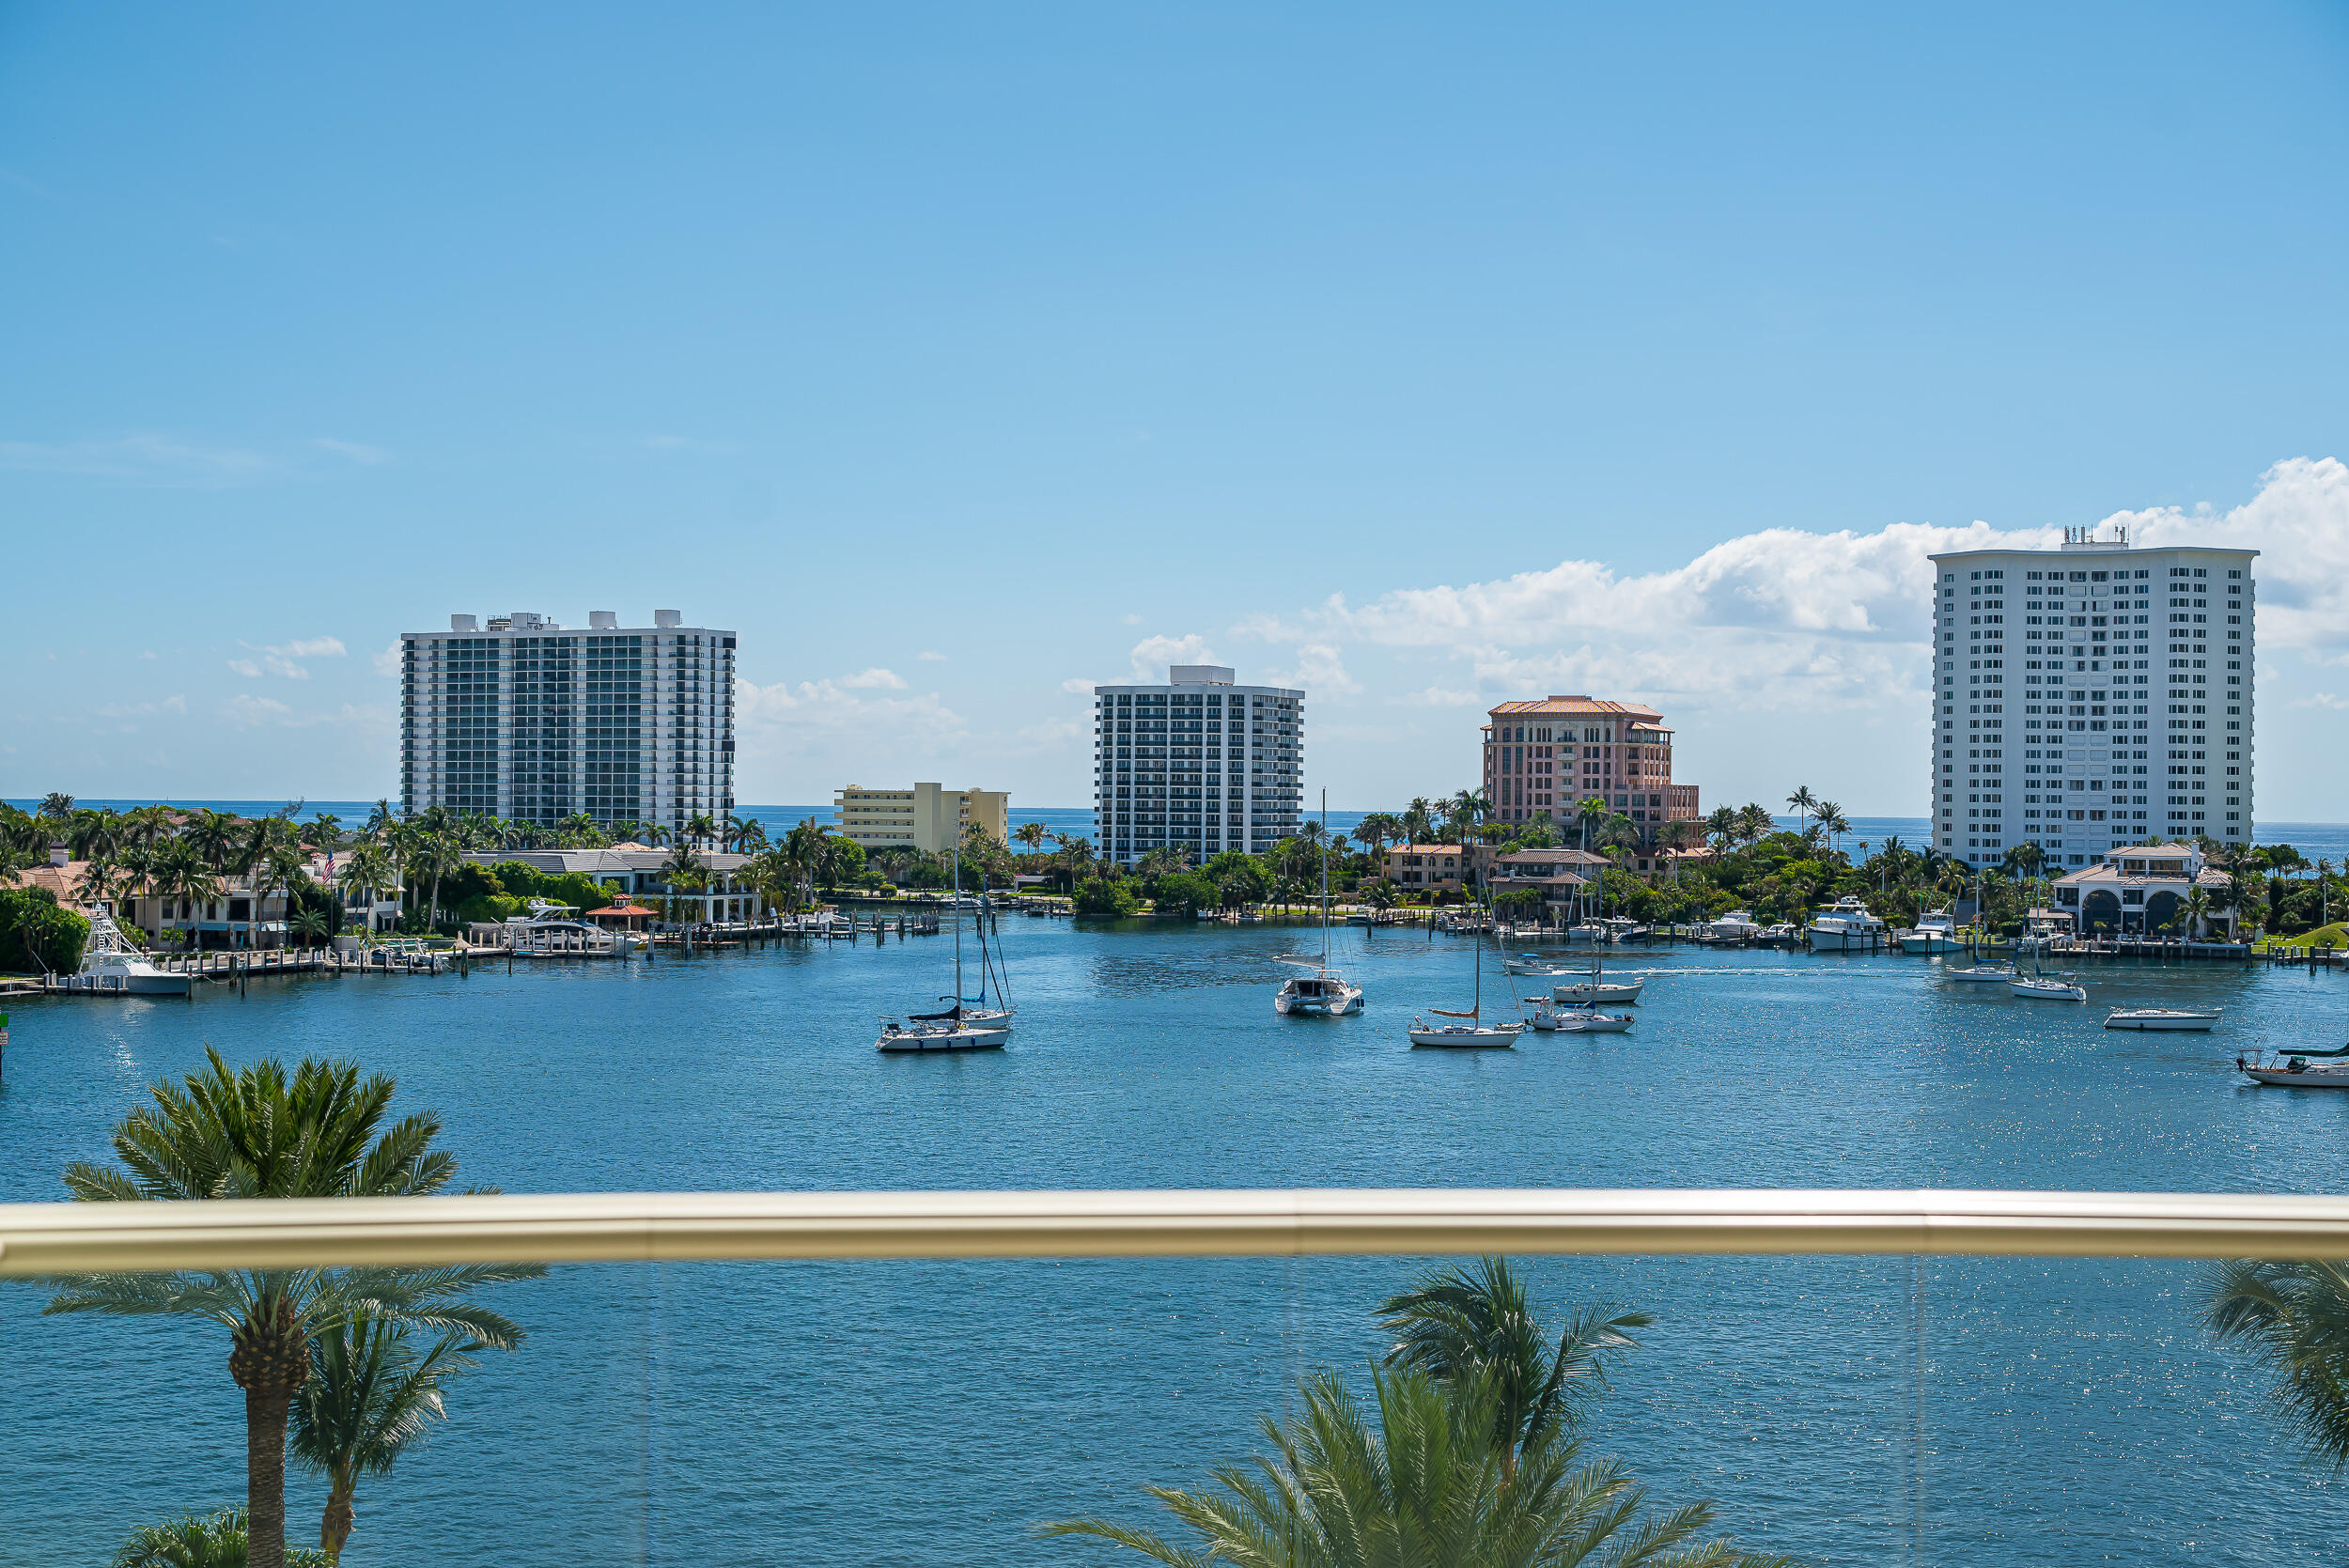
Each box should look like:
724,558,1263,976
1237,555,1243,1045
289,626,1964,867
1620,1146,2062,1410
15,800,2349,868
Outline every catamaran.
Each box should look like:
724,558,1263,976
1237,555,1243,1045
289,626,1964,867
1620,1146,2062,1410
1410,887,1520,1048
1277,792,1364,1016
878,844,1014,1052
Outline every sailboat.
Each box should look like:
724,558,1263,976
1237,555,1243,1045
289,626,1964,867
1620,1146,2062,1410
1276,792,1364,1016
1551,951,1645,1005
2009,938,2086,1002
1409,885,1521,1048
878,843,1013,1051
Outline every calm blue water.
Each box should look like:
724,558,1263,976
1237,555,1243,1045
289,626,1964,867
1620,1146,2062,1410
6,925,2349,1565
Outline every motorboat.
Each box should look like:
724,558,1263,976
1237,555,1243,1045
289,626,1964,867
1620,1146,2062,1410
1806,895,1888,951
65,908,193,996
1945,962,2016,984
2105,1007,2220,1032
1277,792,1363,1017
1704,909,1763,940
1597,917,1651,943
2012,974,2088,1001
2240,1045,2349,1086
879,843,1015,1051
1757,922,1801,946
1526,1005,1633,1032
1501,953,1580,977
1895,909,1960,955
1563,924,1604,942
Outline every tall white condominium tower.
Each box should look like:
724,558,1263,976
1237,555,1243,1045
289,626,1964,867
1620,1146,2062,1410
1928,528,2256,870
400,610,737,836
1094,665,1303,867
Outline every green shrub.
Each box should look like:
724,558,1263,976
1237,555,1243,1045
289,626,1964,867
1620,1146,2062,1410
0,885,90,973
1074,877,1139,917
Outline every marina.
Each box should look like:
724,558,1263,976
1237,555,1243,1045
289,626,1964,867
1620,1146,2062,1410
4,919,2345,1565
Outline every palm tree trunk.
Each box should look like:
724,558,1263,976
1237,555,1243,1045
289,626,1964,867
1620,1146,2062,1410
244,1383,293,1568
322,1471,358,1561
230,1299,310,1568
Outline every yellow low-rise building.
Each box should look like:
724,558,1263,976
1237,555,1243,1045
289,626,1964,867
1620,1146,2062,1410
833,784,1009,852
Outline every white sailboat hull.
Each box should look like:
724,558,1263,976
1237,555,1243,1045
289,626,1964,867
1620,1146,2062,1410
2104,1010,2217,1032
2011,979,2087,1001
877,1023,1010,1052
1944,965,2015,984
1529,1008,1632,1032
1408,1022,1521,1048
1551,980,1644,1003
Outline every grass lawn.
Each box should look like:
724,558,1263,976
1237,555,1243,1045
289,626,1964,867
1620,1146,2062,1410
2254,923,2347,953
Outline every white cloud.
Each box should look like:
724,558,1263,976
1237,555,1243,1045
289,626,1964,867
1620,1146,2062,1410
1128,634,1216,682
2293,692,2349,710
0,433,274,484
1262,643,1361,697
313,438,388,465
1246,457,2348,720
231,636,350,679
372,641,403,677
95,695,186,719
1060,675,1108,694
224,694,291,725
734,675,966,735
839,667,909,690
916,650,947,662
138,650,157,660
1121,613,1143,626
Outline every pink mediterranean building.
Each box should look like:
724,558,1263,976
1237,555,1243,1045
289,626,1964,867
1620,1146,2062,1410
1482,695,1700,837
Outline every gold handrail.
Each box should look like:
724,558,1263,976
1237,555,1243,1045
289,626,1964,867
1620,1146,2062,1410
3,1188,2346,1275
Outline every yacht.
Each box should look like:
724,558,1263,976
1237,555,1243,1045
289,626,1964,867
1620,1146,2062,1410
67,908,192,996
1277,793,1363,1017
1501,953,1580,977
1806,896,1888,951
1895,909,1960,955
1704,910,1763,940
2105,1007,2220,1032
1944,962,2016,984
879,846,1014,1052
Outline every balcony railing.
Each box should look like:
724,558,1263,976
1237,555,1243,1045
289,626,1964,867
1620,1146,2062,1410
7,1188,2347,1274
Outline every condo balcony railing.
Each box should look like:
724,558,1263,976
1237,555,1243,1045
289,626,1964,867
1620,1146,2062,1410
15,1188,2346,1563
8,1187,2348,1272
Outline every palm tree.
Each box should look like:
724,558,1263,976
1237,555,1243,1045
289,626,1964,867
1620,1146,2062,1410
1735,802,1774,846
661,846,711,922
2320,858,2336,930
110,1507,329,1568
1378,1256,1647,1480
1054,831,1095,894
2181,886,2213,939
289,906,333,949
1814,801,1849,861
1014,821,1049,859
684,812,720,852
305,814,344,851
1703,804,1737,852
292,1319,488,1562
1785,784,1817,836
38,790,75,823
2204,1260,2349,1469
723,814,766,852
1574,794,1610,852
44,1050,539,1568
1043,1361,1789,1568
1402,797,1436,847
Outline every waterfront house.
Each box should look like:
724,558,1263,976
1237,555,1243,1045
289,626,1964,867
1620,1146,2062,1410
1382,844,1489,896
2048,842,2239,937
467,846,768,925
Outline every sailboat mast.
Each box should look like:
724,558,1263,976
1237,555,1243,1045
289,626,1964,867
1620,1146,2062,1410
1320,788,1330,970
952,841,963,1000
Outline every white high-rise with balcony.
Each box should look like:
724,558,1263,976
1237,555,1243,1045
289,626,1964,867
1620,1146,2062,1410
1094,665,1302,866
399,609,737,835
1927,529,2256,870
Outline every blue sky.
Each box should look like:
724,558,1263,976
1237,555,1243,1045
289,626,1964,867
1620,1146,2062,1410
5,3,2346,815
